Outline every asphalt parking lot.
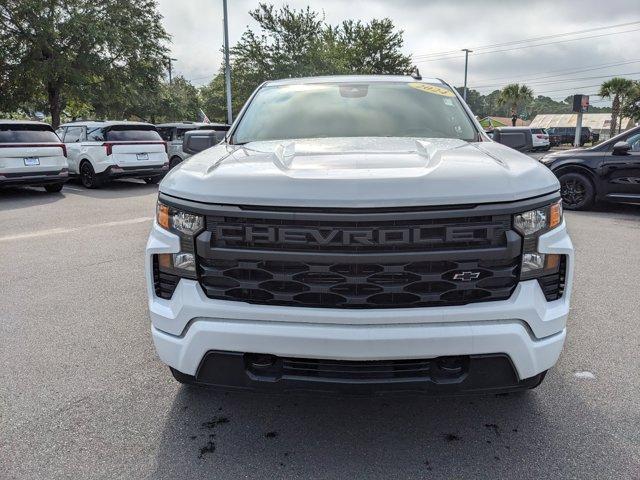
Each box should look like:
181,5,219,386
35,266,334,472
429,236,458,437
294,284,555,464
1,179,639,480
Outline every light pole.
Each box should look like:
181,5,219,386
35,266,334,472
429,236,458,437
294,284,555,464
167,57,177,84
462,49,472,101
223,0,233,125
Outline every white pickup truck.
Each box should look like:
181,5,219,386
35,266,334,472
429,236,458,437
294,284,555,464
145,75,574,395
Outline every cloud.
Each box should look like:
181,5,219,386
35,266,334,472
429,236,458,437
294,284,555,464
157,0,639,103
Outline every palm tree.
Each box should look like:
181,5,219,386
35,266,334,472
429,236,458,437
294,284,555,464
599,77,635,136
497,84,534,125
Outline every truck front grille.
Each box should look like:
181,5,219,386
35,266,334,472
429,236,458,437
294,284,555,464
198,256,519,308
195,206,521,309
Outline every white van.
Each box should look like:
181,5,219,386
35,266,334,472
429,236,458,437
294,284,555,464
57,121,169,188
0,120,69,192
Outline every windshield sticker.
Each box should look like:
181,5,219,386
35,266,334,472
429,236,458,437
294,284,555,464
408,83,455,97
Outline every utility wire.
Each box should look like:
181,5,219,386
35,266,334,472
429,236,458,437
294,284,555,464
470,59,640,83
471,71,640,89
528,79,640,95
414,28,640,63
413,20,640,59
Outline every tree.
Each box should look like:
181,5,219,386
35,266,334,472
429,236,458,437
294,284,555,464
497,84,534,124
456,89,612,120
155,76,201,123
621,81,640,123
200,74,228,122
455,88,485,116
200,3,412,121
599,77,635,136
0,0,170,127
331,19,412,75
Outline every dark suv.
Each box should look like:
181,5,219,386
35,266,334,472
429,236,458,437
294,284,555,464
541,125,640,210
547,127,592,147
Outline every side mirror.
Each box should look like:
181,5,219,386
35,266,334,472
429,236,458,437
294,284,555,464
612,141,631,155
492,129,532,152
182,129,225,155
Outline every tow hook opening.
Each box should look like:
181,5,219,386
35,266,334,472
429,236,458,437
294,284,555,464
432,356,470,383
246,353,277,369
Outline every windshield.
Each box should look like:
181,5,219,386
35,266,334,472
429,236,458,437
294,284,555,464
232,81,477,144
0,124,60,143
105,126,162,141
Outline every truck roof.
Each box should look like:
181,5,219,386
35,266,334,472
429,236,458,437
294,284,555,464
264,75,444,86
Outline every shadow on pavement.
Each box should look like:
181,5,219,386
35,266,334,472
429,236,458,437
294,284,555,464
569,201,640,220
0,186,66,209
62,178,159,199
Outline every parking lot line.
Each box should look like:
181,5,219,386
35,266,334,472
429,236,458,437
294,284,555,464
0,217,153,242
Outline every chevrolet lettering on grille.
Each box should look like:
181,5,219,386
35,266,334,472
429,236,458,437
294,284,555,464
214,224,499,247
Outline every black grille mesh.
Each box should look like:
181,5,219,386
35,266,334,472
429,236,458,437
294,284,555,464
281,357,436,381
198,256,519,308
153,256,179,300
537,255,567,301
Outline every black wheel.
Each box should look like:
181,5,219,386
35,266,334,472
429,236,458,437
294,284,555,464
169,156,182,169
559,172,595,210
80,161,104,189
44,183,64,193
144,176,161,184
170,367,199,385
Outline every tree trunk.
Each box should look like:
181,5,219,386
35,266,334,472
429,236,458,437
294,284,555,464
48,83,61,129
618,100,623,133
610,95,619,137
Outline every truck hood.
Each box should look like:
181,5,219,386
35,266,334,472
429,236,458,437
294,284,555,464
160,137,559,207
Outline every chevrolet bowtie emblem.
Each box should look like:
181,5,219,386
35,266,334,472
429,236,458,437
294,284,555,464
453,271,481,282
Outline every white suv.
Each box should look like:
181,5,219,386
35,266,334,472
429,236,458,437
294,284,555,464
0,120,68,192
146,75,573,395
531,128,550,151
157,122,229,169
57,121,169,188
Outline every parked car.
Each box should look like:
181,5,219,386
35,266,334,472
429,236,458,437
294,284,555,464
56,121,169,188
490,127,534,152
146,75,574,395
546,127,592,146
541,125,640,210
531,128,550,151
157,122,230,169
0,120,68,192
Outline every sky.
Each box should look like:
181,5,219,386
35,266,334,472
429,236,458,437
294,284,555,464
156,0,640,104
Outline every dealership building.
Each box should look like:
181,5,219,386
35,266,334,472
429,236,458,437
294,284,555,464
529,113,634,141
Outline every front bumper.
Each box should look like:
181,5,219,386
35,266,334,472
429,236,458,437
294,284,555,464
0,169,69,187
176,351,548,395
146,219,574,388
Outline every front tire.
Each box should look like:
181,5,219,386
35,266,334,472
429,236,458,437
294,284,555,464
44,183,64,193
169,156,182,169
559,172,595,210
80,161,104,189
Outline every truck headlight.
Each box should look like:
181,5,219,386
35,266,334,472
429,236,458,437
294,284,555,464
154,201,204,283
156,202,204,235
513,200,563,280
